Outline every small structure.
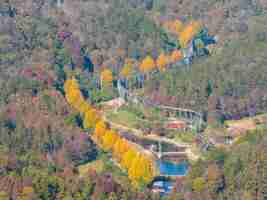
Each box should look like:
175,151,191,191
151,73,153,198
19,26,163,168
151,180,174,195
101,98,125,110
165,120,187,131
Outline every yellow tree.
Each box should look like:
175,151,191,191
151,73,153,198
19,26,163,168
141,156,156,184
94,120,107,139
101,130,119,151
179,21,202,48
128,153,143,186
128,154,156,186
170,19,183,35
139,56,155,74
121,147,137,170
83,108,98,129
77,100,91,115
72,95,85,111
65,88,82,106
113,138,130,161
101,69,113,88
64,78,84,108
170,50,183,64
64,78,79,91
120,63,132,79
156,53,168,72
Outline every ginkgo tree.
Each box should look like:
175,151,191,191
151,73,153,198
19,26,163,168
83,108,99,129
63,77,157,188
139,56,156,74
128,153,156,186
101,129,119,151
94,120,107,138
179,21,202,48
156,52,168,72
120,62,133,79
170,50,183,64
100,69,113,89
121,147,138,170
112,138,130,161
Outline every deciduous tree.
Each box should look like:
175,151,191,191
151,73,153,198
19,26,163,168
83,108,98,129
102,130,119,151
139,56,155,74
179,21,202,48
156,53,168,72
101,69,113,87
170,50,183,64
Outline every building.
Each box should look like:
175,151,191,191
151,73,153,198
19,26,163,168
165,120,187,131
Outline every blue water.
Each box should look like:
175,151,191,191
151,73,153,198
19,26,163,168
152,161,189,195
157,160,188,176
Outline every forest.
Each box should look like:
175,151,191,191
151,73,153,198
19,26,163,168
0,0,267,199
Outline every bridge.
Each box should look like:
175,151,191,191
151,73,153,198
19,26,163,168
152,151,187,160
150,141,188,160
118,82,206,132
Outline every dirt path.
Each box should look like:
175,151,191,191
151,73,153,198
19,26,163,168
102,113,200,161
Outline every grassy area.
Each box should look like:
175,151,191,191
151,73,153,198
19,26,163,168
174,132,196,143
105,105,159,130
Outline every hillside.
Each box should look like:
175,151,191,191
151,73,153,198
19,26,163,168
0,0,266,200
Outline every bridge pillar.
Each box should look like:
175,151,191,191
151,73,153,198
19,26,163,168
158,141,162,159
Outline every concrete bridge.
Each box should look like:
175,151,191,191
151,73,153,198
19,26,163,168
119,88,206,132
149,140,188,160
152,150,187,160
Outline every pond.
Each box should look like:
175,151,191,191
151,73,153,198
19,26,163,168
157,160,188,176
151,161,189,195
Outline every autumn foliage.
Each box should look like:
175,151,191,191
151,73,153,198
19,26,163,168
101,69,113,86
64,78,157,186
93,126,157,186
120,62,133,78
64,78,99,130
156,53,168,72
139,56,156,74
179,21,202,48
163,19,184,35
170,50,183,63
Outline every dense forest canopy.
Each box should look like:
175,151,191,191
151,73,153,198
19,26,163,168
0,0,266,199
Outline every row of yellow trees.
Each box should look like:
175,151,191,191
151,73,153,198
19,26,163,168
164,19,202,48
100,20,201,84
100,49,183,87
64,78,157,186
93,120,157,186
